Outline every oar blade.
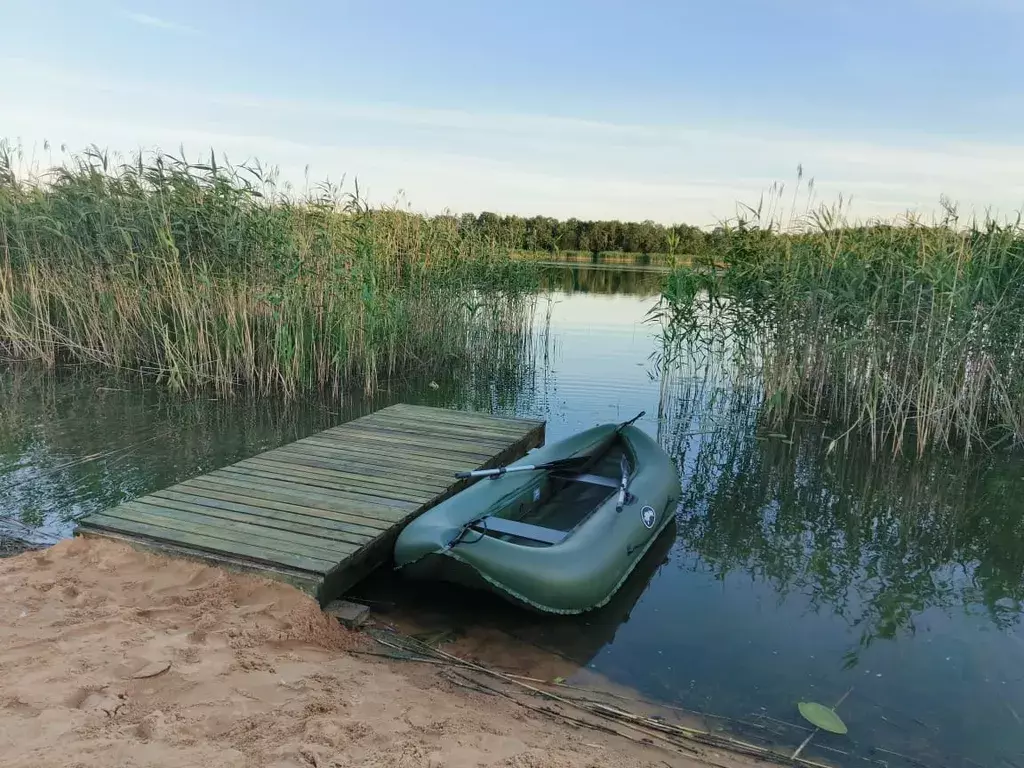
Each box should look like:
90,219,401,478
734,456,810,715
540,455,593,472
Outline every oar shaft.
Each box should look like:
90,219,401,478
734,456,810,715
455,465,538,479
455,456,590,480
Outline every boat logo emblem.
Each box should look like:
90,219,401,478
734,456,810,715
640,505,656,529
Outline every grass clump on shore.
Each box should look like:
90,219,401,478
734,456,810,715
655,204,1024,455
0,142,536,396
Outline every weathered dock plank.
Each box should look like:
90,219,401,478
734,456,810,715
76,404,545,602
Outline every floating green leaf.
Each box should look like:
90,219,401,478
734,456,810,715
798,701,848,734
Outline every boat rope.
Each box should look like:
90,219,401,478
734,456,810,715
448,515,488,548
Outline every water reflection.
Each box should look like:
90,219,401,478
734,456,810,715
677,412,1024,656
0,370,337,544
646,344,1024,767
537,264,665,295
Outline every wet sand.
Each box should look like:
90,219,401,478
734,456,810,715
0,537,768,767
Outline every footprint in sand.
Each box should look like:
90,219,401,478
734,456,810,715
187,629,208,645
135,710,170,741
66,687,128,717
1,696,38,717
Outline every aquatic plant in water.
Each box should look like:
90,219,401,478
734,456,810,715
0,140,538,396
653,198,1024,455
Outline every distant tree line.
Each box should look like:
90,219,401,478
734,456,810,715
440,212,709,255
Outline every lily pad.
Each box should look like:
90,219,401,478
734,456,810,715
798,701,848,734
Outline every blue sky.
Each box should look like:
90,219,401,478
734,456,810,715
3,0,1024,224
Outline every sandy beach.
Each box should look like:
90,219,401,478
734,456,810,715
0,537,766,768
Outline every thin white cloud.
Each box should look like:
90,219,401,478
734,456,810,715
3,59,1024,225
123,12,196,35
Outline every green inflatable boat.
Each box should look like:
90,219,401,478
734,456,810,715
393,413,681,614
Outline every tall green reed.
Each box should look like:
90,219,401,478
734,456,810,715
0,141,537,396
654,199,1024,455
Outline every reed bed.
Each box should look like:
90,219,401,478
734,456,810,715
654,206,1024,454
0,143,536,396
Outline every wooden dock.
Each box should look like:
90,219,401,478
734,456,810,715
76,404,544,602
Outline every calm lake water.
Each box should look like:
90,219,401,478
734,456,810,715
2,264,1023,767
